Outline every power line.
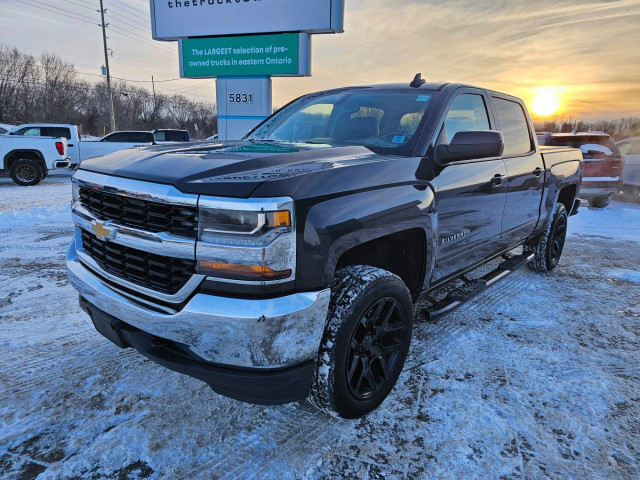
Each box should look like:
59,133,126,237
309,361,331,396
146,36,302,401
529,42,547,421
113,0,150,16
107,23,175,54
0,74,215,102
23,0,99,23
105,0,150,23
11,0,99,26
103,1,155,32
61,0,98,12
103,6,154,34
0,60,183,84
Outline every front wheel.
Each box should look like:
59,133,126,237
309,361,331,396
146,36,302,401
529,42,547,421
9,158,44,186
310,265,413,419
525,203,568,273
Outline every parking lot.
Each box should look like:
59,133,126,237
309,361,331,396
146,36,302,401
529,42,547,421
1,174,639,479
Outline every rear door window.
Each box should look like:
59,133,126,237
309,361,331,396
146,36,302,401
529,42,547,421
493,98,533,156
42,127,72,139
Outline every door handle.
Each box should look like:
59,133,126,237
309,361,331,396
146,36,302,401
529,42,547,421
67,144,75,147
533,167,543,177
491,173,505,186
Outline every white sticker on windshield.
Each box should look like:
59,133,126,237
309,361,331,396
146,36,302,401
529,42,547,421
416,95,429,102
392,135,406,144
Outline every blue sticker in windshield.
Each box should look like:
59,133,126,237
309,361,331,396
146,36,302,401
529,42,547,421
416,95,429,102
392,135,406,144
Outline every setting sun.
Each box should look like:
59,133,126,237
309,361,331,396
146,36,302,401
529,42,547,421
530,87,563,117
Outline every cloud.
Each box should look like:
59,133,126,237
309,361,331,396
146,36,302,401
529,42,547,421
287,0,640,119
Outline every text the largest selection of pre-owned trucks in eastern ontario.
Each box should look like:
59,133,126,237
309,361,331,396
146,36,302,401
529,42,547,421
67,77,583,418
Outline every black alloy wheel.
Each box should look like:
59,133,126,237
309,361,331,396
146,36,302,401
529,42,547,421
346,297,405,400
311,265,413,419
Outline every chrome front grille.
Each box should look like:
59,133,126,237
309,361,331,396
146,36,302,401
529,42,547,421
79,186,198,238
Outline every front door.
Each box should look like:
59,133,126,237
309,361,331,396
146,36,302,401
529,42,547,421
431,91,507,282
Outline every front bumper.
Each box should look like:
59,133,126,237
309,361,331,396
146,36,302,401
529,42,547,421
79,298,317,405
67,242,331,401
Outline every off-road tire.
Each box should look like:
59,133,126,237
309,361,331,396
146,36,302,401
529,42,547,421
9,158,44,186
525,203,568,273
310,265,413,419
589,195,611,208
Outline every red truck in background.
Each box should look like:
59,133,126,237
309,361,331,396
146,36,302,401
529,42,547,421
537,132,624,207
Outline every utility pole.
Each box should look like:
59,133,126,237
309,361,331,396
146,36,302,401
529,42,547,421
151,75,158,129
99,0,116,132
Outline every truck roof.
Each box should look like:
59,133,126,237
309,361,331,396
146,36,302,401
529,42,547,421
318,81,524,103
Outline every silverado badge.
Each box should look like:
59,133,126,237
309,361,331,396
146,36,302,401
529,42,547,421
90,220,116,241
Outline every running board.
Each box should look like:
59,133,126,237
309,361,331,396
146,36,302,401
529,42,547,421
425,252,534,320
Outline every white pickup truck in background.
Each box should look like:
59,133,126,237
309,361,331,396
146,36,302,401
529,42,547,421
10,124,155,166
0,134,69,185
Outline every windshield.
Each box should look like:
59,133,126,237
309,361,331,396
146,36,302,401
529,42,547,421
246,90,433,155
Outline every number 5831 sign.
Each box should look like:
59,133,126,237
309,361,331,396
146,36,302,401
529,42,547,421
229,93,254,104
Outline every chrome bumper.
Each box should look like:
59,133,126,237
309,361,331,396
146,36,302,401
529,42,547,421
67,241,331,369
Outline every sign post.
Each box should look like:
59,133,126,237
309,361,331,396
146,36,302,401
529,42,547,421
216,77,272,141
149,0,344,140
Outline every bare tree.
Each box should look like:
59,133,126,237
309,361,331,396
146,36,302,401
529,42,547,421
0,43,217,137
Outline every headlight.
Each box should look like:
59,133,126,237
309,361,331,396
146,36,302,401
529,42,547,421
198,208,291,246
196,197,296,283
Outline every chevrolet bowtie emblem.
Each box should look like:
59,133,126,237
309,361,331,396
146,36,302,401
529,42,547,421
90,220,116,241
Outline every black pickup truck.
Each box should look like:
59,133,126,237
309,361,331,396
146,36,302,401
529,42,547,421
66,77,583,418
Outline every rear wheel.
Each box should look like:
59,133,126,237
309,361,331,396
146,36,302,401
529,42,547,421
310,266,413,419
9,158,44,186
589,195,611,208
525,203,568,273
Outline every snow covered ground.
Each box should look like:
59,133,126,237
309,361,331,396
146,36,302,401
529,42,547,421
0,173,639,479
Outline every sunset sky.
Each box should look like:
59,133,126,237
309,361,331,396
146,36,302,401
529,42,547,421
2,0,639,120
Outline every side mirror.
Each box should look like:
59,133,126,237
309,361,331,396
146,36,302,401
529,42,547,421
435,130,504,164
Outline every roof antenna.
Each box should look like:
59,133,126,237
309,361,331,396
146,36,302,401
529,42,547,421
410,73,426,88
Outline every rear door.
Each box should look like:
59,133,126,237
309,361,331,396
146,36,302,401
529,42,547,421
431,89,508,282
490,95,544,245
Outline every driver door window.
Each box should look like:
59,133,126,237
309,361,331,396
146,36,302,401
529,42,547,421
438,94,491,144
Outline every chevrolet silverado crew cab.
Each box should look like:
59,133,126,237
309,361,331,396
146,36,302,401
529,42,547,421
67,77,583,418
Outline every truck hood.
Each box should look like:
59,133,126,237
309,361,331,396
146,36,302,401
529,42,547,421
78,141,413,198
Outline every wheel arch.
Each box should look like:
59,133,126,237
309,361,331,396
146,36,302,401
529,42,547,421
297,184,437,299
4,149,46,172
334,229,427,301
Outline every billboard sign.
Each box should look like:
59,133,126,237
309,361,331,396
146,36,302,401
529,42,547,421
150,0,344,41
179,34,311,78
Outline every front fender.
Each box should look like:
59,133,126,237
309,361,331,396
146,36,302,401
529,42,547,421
295,184,436,291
